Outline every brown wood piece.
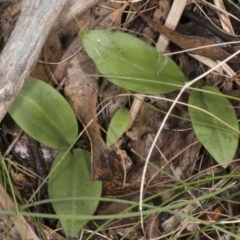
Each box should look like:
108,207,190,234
64,50,124,186
0,184,39,240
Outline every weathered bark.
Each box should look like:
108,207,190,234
0,184,40,240
0,0,100,122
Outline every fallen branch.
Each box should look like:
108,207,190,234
0,0,99,122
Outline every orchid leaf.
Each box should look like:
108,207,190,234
106,107,130,147
189,86,239,168
48,149,102,237
80,30,187,94
9,77,78,150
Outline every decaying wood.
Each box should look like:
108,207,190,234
0,0,66,121
0,0,100,123
64,41,125,186
60,2,129,187
0,184,39,240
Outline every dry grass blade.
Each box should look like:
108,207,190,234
156,0,188,52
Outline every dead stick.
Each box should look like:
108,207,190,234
0,0,99,122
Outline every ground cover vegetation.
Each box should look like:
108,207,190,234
1,0,240,239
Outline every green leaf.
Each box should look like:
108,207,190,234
9,77,78,150
106,107,130,147
48,149,102,238
189,86,239,168
80,30,187,94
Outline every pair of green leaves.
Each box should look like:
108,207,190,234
8,77,130,152
8,78,102,237
80,30,239,168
